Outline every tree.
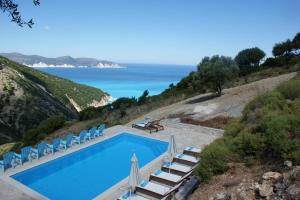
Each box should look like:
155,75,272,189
0,0,40,28
272,39,293,57
292,32,300,55
138,90,149,105
198,55,238,96
234,47,266,71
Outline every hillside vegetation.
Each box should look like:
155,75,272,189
78,33,300,127
197,74,300,181
0,56,109,144
0,56,108,110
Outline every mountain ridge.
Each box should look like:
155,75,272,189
0,52,122,68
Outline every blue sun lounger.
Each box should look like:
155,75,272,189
73,131,87,144
97,124,105,136
61,133,74,149
14,146,35,165
31,141,48,159
0,152,15,171
86,128,97,140
47,138,63,154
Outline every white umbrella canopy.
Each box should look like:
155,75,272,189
128,153,141,193
167,135,177,162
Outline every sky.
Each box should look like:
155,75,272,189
0,0,299,65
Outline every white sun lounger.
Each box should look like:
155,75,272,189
162,162,193,176
118,192,150,200
150,169,182,186
183,146,201,157
173,154,200,166
136,180,171,199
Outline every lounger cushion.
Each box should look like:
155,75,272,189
154,169,162,176
164,163,192,173
185,147,201,153
135,123,146,127
175,154,199,163
153,171,182,183
139,181,171,195
120,194,150,200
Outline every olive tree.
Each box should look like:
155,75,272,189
0,0,40,27
235,47,265,68
197,55,238,96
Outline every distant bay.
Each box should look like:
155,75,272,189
36,63,195,99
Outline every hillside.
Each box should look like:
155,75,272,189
0,52,121,68
0,56,111,144
190,74,300,199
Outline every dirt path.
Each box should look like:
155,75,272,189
129,72,297,124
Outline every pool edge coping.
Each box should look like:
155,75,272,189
0,128,168,200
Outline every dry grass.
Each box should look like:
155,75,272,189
181,116,231,129
168,112,230,129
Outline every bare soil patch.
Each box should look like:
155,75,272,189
189,163,265,200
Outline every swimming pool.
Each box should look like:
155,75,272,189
11,133,168,200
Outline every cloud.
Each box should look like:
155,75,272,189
44,25,50,30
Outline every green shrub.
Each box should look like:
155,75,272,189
232,131,265,158
277,79,300,100
289,151,300,165
197,139,231,181
244,156,256,167
243,92,285,121
23,115,66,145
262,114,294,158
224,118,242,137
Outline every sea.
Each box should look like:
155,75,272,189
36,63,196,99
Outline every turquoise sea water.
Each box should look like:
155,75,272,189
12,133,168,200
36,63,195,98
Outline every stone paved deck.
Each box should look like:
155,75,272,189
0,121,223,200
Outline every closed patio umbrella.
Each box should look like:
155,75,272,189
167,135,177,165
128,153,141,196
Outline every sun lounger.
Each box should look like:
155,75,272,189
132,121,158,133
73,131,87,144
173,154,200,166
98,124,105,136
88,127,97,138
47,138,64,154
149,169,182,187
0,160,3,172
14,146,34,165
162,162,193,176
150,120,164,131
86,128,96,140
183,147,201,157
136,180,172,199
61,133,74,149
31,141,48,159
117,191,150,200
0,152,15,171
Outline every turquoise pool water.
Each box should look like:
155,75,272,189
11,133,168,200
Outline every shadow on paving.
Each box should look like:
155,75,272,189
185,93,219,104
